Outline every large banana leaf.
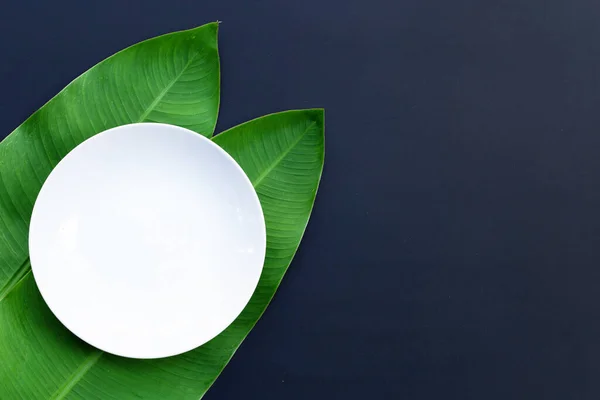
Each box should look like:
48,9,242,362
0,22,324,399
0,22,220,296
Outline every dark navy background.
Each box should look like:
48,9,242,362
2,0,600,398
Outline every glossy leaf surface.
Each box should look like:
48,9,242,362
0,22,324,400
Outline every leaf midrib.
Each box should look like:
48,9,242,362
247,121,316,188
0,258,31,302
136,52,200,123
50,350,103,400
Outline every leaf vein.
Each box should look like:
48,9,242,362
250,121,316,188
137,52,200,123
50,350,103,400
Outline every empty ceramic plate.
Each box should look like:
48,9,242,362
29,123,266,359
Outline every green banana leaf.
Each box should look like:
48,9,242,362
0,22,324,399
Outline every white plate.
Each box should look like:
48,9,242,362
29,123,266,359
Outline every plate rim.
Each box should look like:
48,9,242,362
28,122,267,359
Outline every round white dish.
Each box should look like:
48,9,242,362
29,123,266,359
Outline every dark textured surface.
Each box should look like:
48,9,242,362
2,0,600,398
